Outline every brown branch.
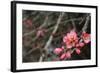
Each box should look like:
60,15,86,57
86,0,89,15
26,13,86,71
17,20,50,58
24,43,44,57
70,16,76,30
44,12,64,51
23,16,49,37
39,12,65,62
82,16,90,31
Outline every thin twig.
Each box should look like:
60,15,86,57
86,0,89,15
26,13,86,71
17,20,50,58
82,16,90,31
23,16,49,37
39,12,65,62
44,12,64,51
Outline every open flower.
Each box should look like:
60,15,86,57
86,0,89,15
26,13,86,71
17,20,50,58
63,30,78,49
81,32,91,44
65,51,71,59
54,30,91,61
54,48,64,55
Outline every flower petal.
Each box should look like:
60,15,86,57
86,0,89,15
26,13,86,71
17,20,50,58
66,51,71,59
60,53,66,60
54,48,63,55
76,49,81,54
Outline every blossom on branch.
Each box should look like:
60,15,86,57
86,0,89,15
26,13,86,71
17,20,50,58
81,31,91,44
54,48,64,55
75,49,81,54
63,30,78,49
53,30,91,60
60,51,71,60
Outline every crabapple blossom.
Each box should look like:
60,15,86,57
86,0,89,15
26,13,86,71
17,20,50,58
76,49,81,54
54,30,91,60
54,48,63,55
81,32,90,44
60,53,66,60
60,51,71,60
63,30,78,49
79,42,85,47
65,51,71,59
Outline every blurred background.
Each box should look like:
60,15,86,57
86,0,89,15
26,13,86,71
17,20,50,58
22,10,91,63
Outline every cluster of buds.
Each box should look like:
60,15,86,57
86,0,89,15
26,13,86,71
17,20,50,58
54,30,90,60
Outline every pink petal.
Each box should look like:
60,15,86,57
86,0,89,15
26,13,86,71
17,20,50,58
70,30,77,38
36,30,45,37
63,36,67,43
60,53,66,60
61,46,65,50
54,48,63,55
79,42,85,47
66,43,72,49
82,32,91,44
66,51,71,59
84,39,90,44
76,49,81,54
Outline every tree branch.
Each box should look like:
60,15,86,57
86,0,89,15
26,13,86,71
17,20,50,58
23,16,49,37
39,12,65,62
82,15,90,31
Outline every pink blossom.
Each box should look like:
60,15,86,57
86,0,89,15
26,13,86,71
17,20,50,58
76,42,85,48
36,29,46,37
54,48,63,55
63,30,78,49
82,32,91,44
76,49,81,54
76,43,80,48
60,51,71,60
60,53,66,60
79,42,85,47
65,51,71,59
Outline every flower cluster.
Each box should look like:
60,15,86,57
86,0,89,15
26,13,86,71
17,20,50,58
54,30,90,60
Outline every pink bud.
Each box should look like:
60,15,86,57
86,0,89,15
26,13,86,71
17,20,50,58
79,42,84,47
60,53,66,60
66,44,72,49
76,49,81,54
36,29,45,37
66,51,71,59
54,48,63,55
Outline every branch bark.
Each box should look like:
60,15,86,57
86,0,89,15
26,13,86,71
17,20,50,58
39,12,65,62
23,16,49,37
82,15,90,31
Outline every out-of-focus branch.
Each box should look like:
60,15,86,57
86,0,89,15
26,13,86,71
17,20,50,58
24,43,44,57
24,16,84,58
82,16,90,31
23,16,49,37
44,12,64,51
39,12,65,62
70,15,77,30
